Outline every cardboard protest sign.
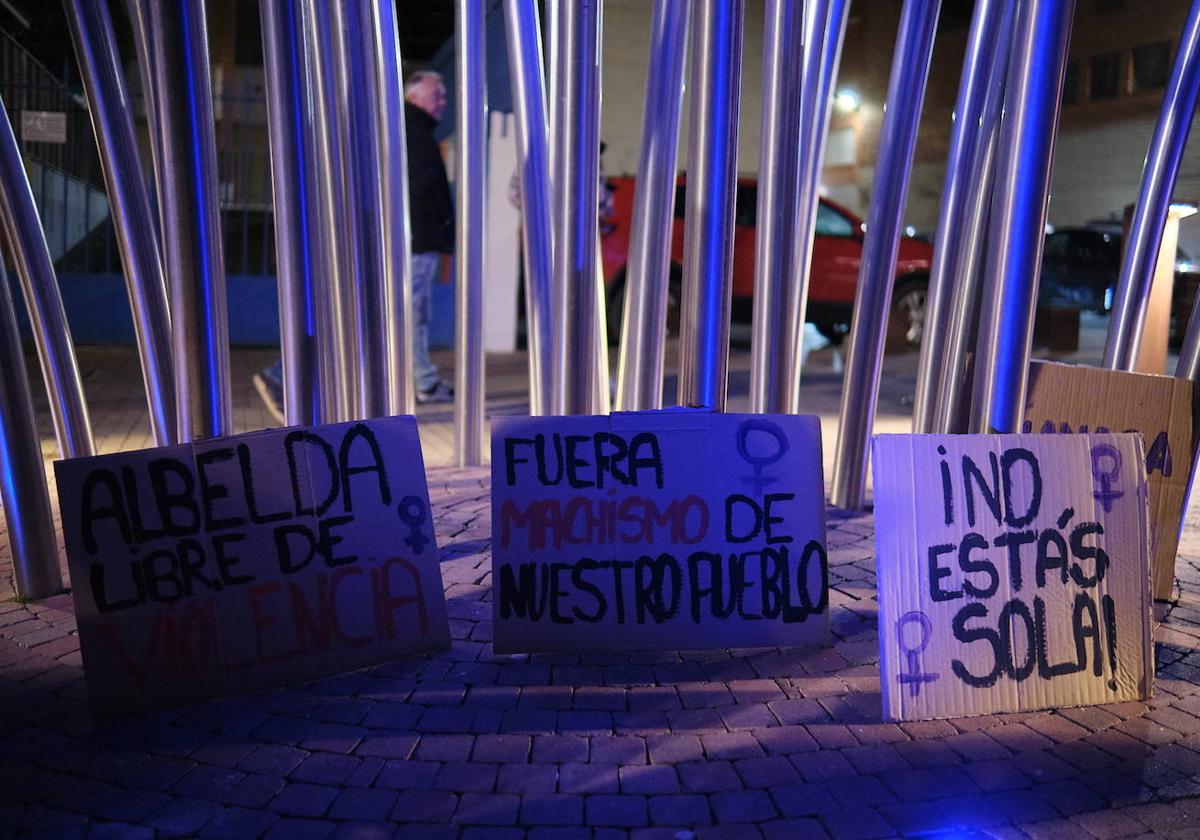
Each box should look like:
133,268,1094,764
55,417,450,721
1023,360,1199,601
873,433,1153,722
491,411,829,653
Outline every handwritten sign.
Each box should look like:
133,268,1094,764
55,417,450,721
872,433,1153,721
491,412,829,653
1023,360,1199,600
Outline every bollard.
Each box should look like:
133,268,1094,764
830,0,940,510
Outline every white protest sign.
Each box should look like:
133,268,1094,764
55,417,450,721
872,433,1153,722
491,411,829,653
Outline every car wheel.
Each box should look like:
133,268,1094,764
888,277,928,352
606,266,683,344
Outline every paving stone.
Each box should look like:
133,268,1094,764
519,793,584,825
327,788,397,822
496,763,558,794
711,789,776,823
559,762,617,794
261,818,335,840
619,765,680,794
453,792,520,825
197,806,279,839
268,783,339,819
584,794,648,827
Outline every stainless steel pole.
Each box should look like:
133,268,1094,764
147,0,232,442
678,0,744,411
369,0,416,417
455,0,486,464
912,0,1010,433
302,0,353,423
970,0,1074,434
261,0,320,426
750,0,804,414
1177,295,1200,379
122,0,166,239
0,99,94,459
64,0,175,447
933,17,1013,434
614,0,689,411
552,0,603,415
830,0,940,510
503,0,555,415
784,0,850,412
0,262,61,599
1104,0,1200,371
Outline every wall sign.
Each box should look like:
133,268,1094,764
55,417,450,721
873,433,1153,721
492,411,829,653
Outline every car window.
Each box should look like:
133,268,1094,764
735,184,757,226
815,203,854,238
1044,231,1069,262
1072,232,1119,268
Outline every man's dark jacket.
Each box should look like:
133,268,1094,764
405,102,454,254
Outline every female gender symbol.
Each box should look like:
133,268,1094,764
736,419,789,496
397,496,429,554
896,610,939,697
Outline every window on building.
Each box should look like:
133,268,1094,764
1132,41,1172,92
1063,60,1081,104
234,0,264,67
1089,52,1120,99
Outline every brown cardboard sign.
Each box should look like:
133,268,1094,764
1023,360,1199,600
491,411,829,653
54,417,450,721
873,433,1153,722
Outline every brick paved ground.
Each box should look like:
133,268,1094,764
3,342,1200,838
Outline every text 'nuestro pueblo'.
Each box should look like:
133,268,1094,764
872,433,1153,722
55,416,450,720
491,411,829,653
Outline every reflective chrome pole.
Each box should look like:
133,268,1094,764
830,0,940,510
970,0,1074,434
261,0,320,426
1104,0,1200,371
369,0,416,417
303,0,352,423
503,0,555,415
614,0,689,411
1177,294,1200,378
0,262,61,599
750,0,804,414
123,0,166,238
933,16,1013,434
148,0,231,442
913,0,1010,433
456,0,486,463
678,0,744,411
784,0,850,411
64,0,175,447
0,99,94,459
552,0,602,415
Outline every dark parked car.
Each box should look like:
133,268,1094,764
1039,228,1122,311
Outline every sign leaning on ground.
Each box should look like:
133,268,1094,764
492,411,829,653
1023,360,1199,601
55,417,450,721
872,433,1153,722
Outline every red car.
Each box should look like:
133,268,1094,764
600,176,935,348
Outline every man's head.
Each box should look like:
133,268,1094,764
405,71,447,122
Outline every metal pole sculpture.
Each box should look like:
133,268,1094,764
1177,297,1200,379
303,0,353,423
147,0,232,441
1104,0,1200,371
64,0,175,446
123,0,166,237
830,0,940,510
369,0,416,417
0,262,61,599
0,100,94,459
678,0,744,411
933,18,1013,434
552,0,603,414
750,0,804,414
970,0,1074,435
614,0,689,411
261,0,321,426
455,0,486,464
912,0,1011,433
785,0,850,412
503,0,555,415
